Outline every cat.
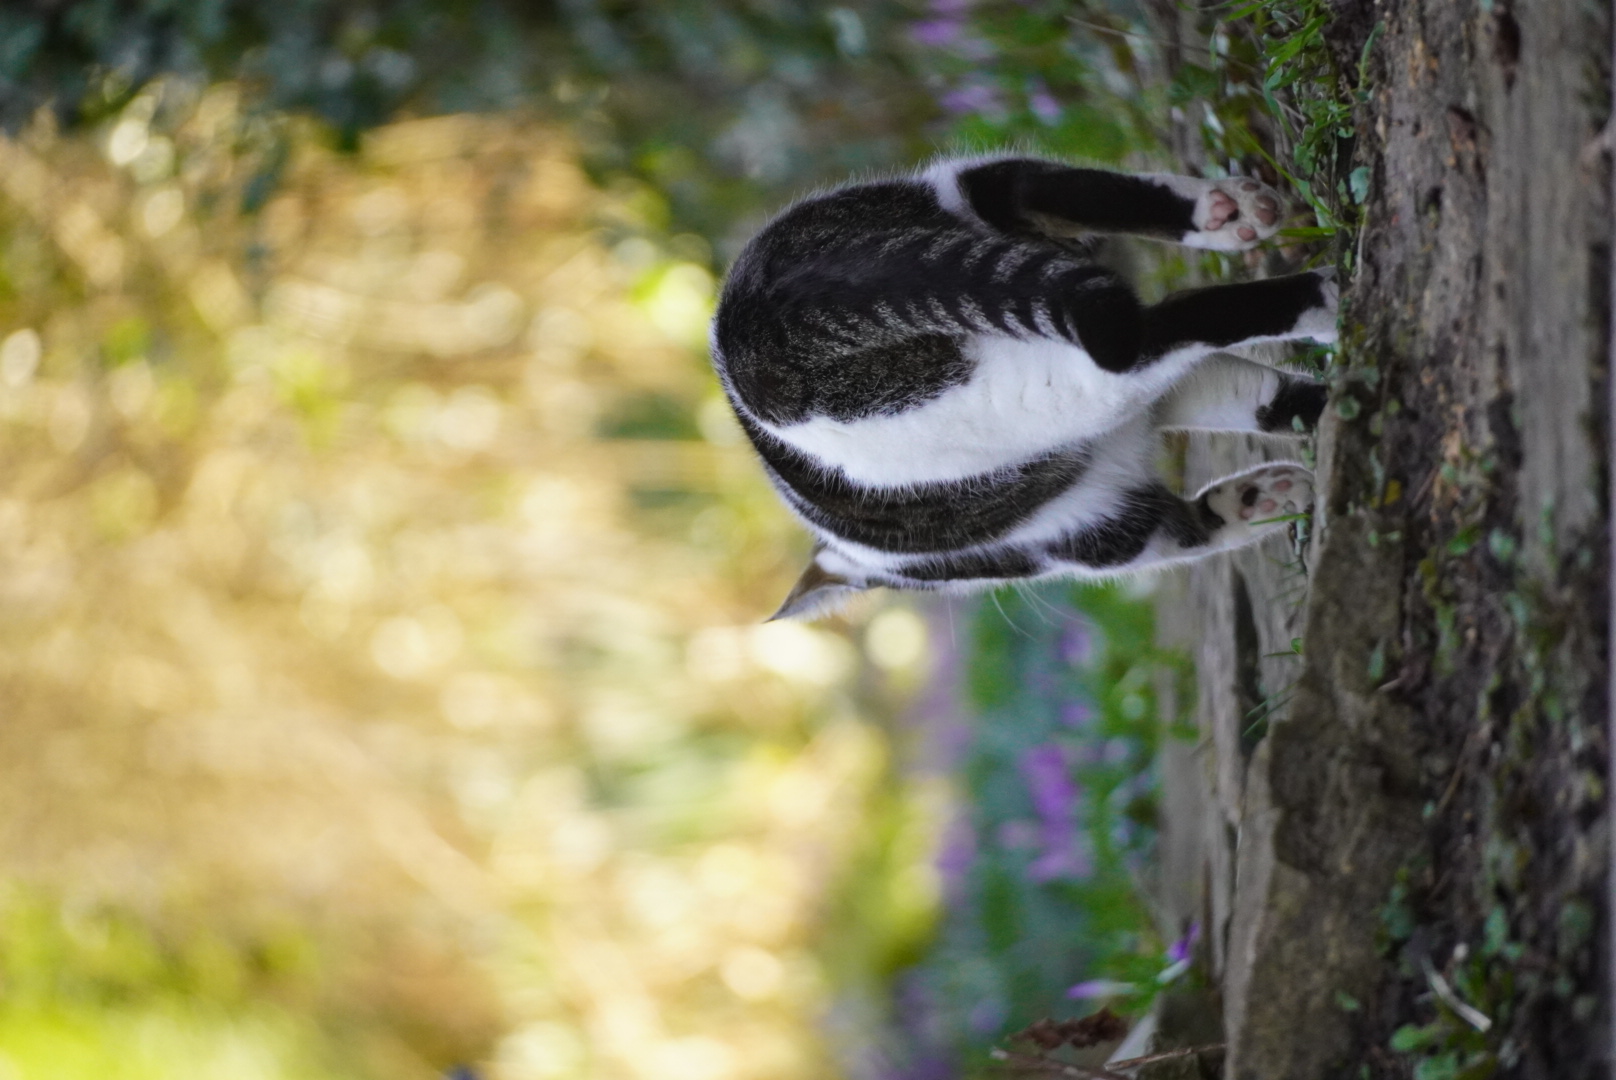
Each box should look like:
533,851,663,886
710,155,1337,619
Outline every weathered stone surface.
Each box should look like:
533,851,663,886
1163,0,1610,1077
1224,514,1423,1079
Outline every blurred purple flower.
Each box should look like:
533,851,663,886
1021,743,1075,820
968,998,1008,1035
875,1055,955,1080
1028,81,1063,125
997,819,1041,850
1079,737,1131,766
882,974,958,1080
910,17,963,47
1059,620,1095,665
936,815,976,903
1060,700,1094,728
1066,979,1135,1000
1109,818,1136,851
1029,844,1091,882
1167,921,1202,964
940,82,1006,118
1019,743,1091,882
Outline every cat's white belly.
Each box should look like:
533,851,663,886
767,335,1193,487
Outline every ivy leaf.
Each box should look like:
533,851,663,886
1349,165,1372,204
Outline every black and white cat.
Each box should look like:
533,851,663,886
711,155,1337,619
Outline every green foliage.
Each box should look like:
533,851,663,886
908,1,1167,166
893,582,1194,1069
0,3,541,133
3,2,940,245
0,887,350,1080
1236,0,1377,240
596,390,704,441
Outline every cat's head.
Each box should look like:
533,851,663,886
769,558,866,621
768,542,937,620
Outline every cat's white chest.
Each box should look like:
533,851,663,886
766,334,1183,487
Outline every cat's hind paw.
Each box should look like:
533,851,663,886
1197,463,1314,539
1188,178,1284,251
1289,267,1340,343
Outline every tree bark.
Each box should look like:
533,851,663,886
1161,1,1612,1077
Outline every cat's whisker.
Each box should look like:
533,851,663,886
989,588,1034,639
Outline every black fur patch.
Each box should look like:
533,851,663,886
726,333,975,426
959,159,1198,239
1189,490,1229,531
1045,485,1214,568
738,413,1091,554
1055,280,1144,374
898,546,1043,583
1255,374,1329,433
1141,273,1328,359
714,180,1122,424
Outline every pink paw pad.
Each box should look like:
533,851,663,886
1206,466,1314,530
1196,179,1285,250
1205,190,1237,229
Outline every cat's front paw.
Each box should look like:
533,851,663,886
1189,178,1284,251
1198,463,1314,536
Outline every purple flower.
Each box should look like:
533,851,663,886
1059,620,1096,665
1018,744,1091,882
1167,921,1202,964
940,82,1006,118
1029,844,1091,882
1066,979,1134,1000
968,998,1008,1035
884,975,957,1080
1060,700,1094,728
1021,744,1075,819
1028,81,1063,125
1080,737,1133,767
910,17,963,47
997,819,1041,850
936,816,977,902
1110,818,1137,851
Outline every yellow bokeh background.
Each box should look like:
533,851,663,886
0,86,942,1080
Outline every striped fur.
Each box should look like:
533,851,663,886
711,155,1336,618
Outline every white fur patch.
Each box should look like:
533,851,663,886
918,153,1017,221
1155,354,1283,431
997,418,1160,547
760,335,1200,488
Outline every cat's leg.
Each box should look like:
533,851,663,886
945,157,1284,250
1155,353,1328,435
1142,269,1338,355
1066,270,1335,379
1192,462,1314,536
1046,463,1314,576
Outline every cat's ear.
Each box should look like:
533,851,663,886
768,550,866,621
